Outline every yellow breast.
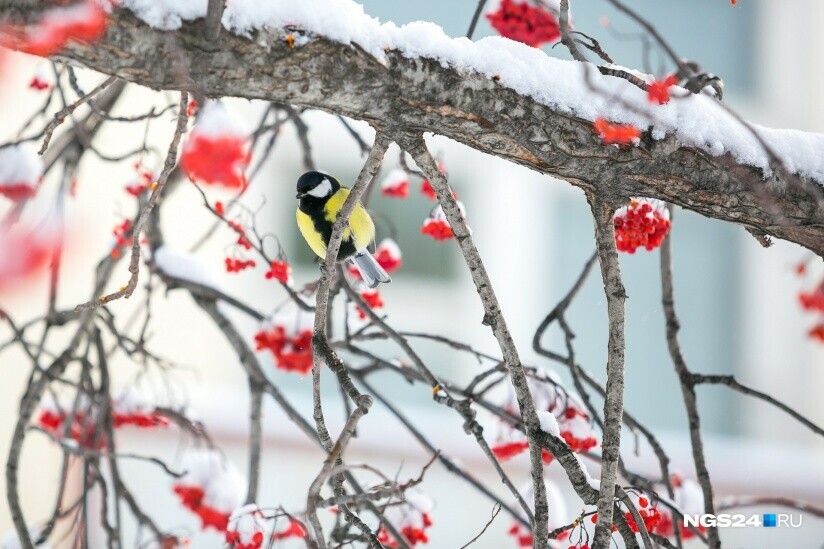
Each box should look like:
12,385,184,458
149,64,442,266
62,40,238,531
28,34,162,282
296,188,375,258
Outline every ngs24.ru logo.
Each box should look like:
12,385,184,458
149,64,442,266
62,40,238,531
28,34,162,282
684,513,802,528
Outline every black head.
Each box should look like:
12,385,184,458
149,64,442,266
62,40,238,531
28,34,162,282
296,171,340,200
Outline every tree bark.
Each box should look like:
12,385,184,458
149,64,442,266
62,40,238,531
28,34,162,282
588,197,628,549
1,5,821,256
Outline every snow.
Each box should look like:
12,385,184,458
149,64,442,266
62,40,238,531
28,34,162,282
271,300,315,336
228,504,269,543
573,454,600,491
615,197,670,221
376,238,402,259
0,145,43,187
537,410,560,436
115,0,206,30
404,489,434,513
431,202,467,223
381,488,433,533
116,0,824,185
675,477,704,514
114,386,158,415
515,478,570,529
380,168,408,190
153,245,220,289
192,101,245,138
178,449,245,512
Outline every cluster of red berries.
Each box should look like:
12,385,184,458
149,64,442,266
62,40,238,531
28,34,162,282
355,289,385,320
226,515,306,548
493,400,596,465
0,145,43,202
225,530,263,549
647,75,678,105
420,179,437,201
420,162,450,201
594,118,642,146
421,200,465,242
112,411,169,429
401,513,433,546
125,165,154,196
38,408,104,450
796,260,824,343
181,103,250,190
509,522,574,548
226,219,253,250
214,201,265,275
225,257,256,273
377,161,462,245
507,523,534,547
622,496,663,534
557,406,598,455
29,74,50,91
613,199,671,253
420,217,454,241
486,0,562,48
173,485,233,532
491,441,530,461
0,222,59,293
225,505,267,549
348,239,403,280
380,169,410,198
111,219,133,259
173,451,245,533
38,408,167,450
264,260,291,284
0,1,108,58
254,326,313,375
376,513,433,548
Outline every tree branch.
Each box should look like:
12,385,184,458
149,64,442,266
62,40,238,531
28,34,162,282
399,134,551,548
659,211,721,549
691,374,824,437
588,197,629,549
9,6,818,256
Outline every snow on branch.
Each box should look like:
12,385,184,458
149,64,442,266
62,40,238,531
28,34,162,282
3,0,819,254
118,0,824,185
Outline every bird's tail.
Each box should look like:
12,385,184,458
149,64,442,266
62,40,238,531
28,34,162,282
350,251,391,288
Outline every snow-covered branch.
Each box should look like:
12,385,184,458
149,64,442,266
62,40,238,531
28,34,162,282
2,2,822,255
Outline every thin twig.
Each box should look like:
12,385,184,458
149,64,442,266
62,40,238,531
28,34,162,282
398,133,552,548
74,93,189,312
465,0,489,39
39,76,116,155
659,209,720,549
460,502,501,548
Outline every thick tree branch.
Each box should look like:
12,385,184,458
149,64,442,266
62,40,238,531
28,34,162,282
588,197,628,549
3,7,817,256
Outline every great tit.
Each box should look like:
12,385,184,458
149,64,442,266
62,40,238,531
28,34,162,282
295,171,391,288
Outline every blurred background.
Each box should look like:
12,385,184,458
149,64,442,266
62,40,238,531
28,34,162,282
1,0,822,547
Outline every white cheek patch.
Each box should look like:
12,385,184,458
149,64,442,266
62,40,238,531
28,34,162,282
308,179,332,198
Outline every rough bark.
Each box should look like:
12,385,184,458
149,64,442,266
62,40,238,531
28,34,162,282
1,5,821,256
588,198,628,549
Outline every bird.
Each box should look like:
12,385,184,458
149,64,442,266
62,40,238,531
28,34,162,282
295,171,391,288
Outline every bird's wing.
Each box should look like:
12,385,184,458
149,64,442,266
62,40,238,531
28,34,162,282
323,188,375,251
349,203,376,251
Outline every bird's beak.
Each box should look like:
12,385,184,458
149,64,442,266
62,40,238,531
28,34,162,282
296,192,306,199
